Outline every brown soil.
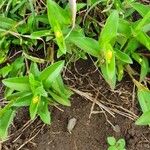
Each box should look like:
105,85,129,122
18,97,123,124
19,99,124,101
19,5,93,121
1,59,150,150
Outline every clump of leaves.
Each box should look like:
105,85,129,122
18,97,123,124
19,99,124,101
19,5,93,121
68,1,150,125
0,0,150,142
0,61,72,140
107,136,126,150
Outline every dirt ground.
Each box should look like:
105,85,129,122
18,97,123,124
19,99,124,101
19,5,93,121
1,59,150,150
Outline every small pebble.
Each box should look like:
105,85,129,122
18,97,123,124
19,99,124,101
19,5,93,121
67,118,77,134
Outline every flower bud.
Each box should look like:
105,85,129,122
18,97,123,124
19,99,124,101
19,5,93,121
55,31,62,38
106,50,113,63
32,96,39,104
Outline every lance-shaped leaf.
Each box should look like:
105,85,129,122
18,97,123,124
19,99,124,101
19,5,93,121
49,91,71,106
40,61,64,87
47,0,67,54
47,0,70,26
0,109,15,140
2,77,30,92
135,11,150,32
0,16,16,30
13,94,32,107
134,31,150,50
101,63,116,90
136,111,150,125
100,44,116,89
30,30,52,39
104,44,116,80
137,88,150,113
117,63,124,82
99,10,119,45
124,38,139,54
118,19,131,38
38,98,51,124
29,95,40,120
30,62,40,78
131,2,150,17
115,49,133,64
69,36,100,57
140,57,149,82
51,75,73,99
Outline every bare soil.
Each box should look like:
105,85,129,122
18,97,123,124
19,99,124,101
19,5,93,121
1,59,150,150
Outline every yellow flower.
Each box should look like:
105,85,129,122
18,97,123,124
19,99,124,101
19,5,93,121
55,31,62,38
32,96,39,104
106,50,113,63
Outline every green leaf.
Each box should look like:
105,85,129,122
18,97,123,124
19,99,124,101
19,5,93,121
0,16,16,30
137,88,150,113
117,63,124,82
30,62,40,77
99,10,119,44
30,30,52,39
131,2,150,17
29,73,37,92
13,94,32,107
135,111,150,125
108,146,117,150
124,38,139,54
34,86,48,97
54,23,67,55
115,49,133,64
29,74,44,95
49,91,71,106
134,31,150,50
47,0,67,54
29,96,40,120
38,98,51,124
47,0,70,26
6,91,31,100
118,19,131,38
102,44,116,87
101,61,116,90
135,11,150,31
51,75,73,99
69,36,100,57
10,57,24,76
4,88,14,98
140,57,149,82
40,61,64,86
117,139,126,149
143,23,150,32
10,0,27,14
132,53,143,64
35,15,49,24
0,65,12,78
0,109,15,140
27,15,35,33
107,137,116,146
2,76,30,92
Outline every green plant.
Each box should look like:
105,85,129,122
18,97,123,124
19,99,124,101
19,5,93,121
67,1,150,125
0,57,24,78
0,60,72,140
0,0,150,141
107,136,126,150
